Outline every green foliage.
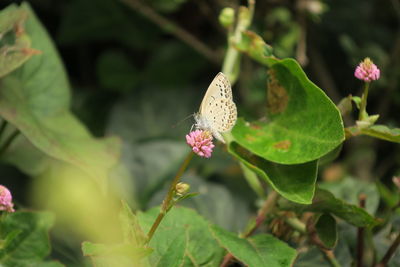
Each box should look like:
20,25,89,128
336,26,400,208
315,214,338,249
138,207,225,266
210,225,297,267
279,188,379,228
0,3,120,188
0,212,62,266
231,58,344,164
229,142,317,204
0,4,34,78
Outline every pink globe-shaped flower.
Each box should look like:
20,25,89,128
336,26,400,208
354,58,380,82
0,185,15,212
186,130,215,158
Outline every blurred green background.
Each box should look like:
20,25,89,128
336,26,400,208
1,0,400,265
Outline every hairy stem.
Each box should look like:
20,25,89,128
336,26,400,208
147,151,194,242
359,82,370,121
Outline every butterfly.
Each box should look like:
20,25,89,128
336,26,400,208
194,72,237,143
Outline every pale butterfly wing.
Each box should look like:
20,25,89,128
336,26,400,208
196,72,237,143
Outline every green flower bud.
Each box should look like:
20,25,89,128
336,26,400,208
175,182,190,197
219,7,235,28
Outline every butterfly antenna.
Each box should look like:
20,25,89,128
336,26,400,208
171,113,195,129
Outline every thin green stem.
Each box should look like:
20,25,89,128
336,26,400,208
359,82,370,121
222,0,255,83
0,129,19,157
146,151,194,242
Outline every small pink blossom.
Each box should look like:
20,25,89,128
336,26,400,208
0,185,14,212
354,58,380,82
186,130,215,158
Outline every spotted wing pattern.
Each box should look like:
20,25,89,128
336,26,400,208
197,73,237,142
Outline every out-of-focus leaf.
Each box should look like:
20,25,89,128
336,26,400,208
82,242,152,267
361,125,400,143
97,50,138,93
231,58,344,164
119,201,147,245
0,4,36,78
279,188,380,228
320,177,380,215
376,181,400,208
0,211,62,267
0,3,120,187
337,95,353,116
315,214,338,249
229,142,317,204
138,206,225,267
210,225,297,267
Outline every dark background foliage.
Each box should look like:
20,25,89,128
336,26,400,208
1,0,400,265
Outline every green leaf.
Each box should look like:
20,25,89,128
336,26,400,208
229,142,317,204
138,206,225,267
361,124,400,143
0,4,37,78
234,30,274,66
279,188,380,228
0,211,62,266
315,214,338,249
119,201,147,245
0,3,120,186
231,58,344,164
376,181,400,208
82,241,152,267
320,177,380,215
210,225,297,267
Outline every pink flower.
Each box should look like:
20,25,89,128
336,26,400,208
186,130,215,158
0,185,14,212
354,58,380,82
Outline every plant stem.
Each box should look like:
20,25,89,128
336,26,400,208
359,82,370,121
357,194,367,267
222,0,255,84
146,151,194,242
220,190,279,267
323,249,341,267
285,217,306,234
0,129,19,157
120,0,221,64
375,232,400,267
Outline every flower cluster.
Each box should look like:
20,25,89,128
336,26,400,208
186,130,215,158
354,58,380,82
0,185,15,212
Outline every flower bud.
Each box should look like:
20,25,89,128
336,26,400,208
354,58,380,82
0,185,15,212
175,182,190,197
219,7,235,28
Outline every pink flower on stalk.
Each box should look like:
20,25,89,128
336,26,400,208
354,58,380,82
0,185,15,212
186,130,215,158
